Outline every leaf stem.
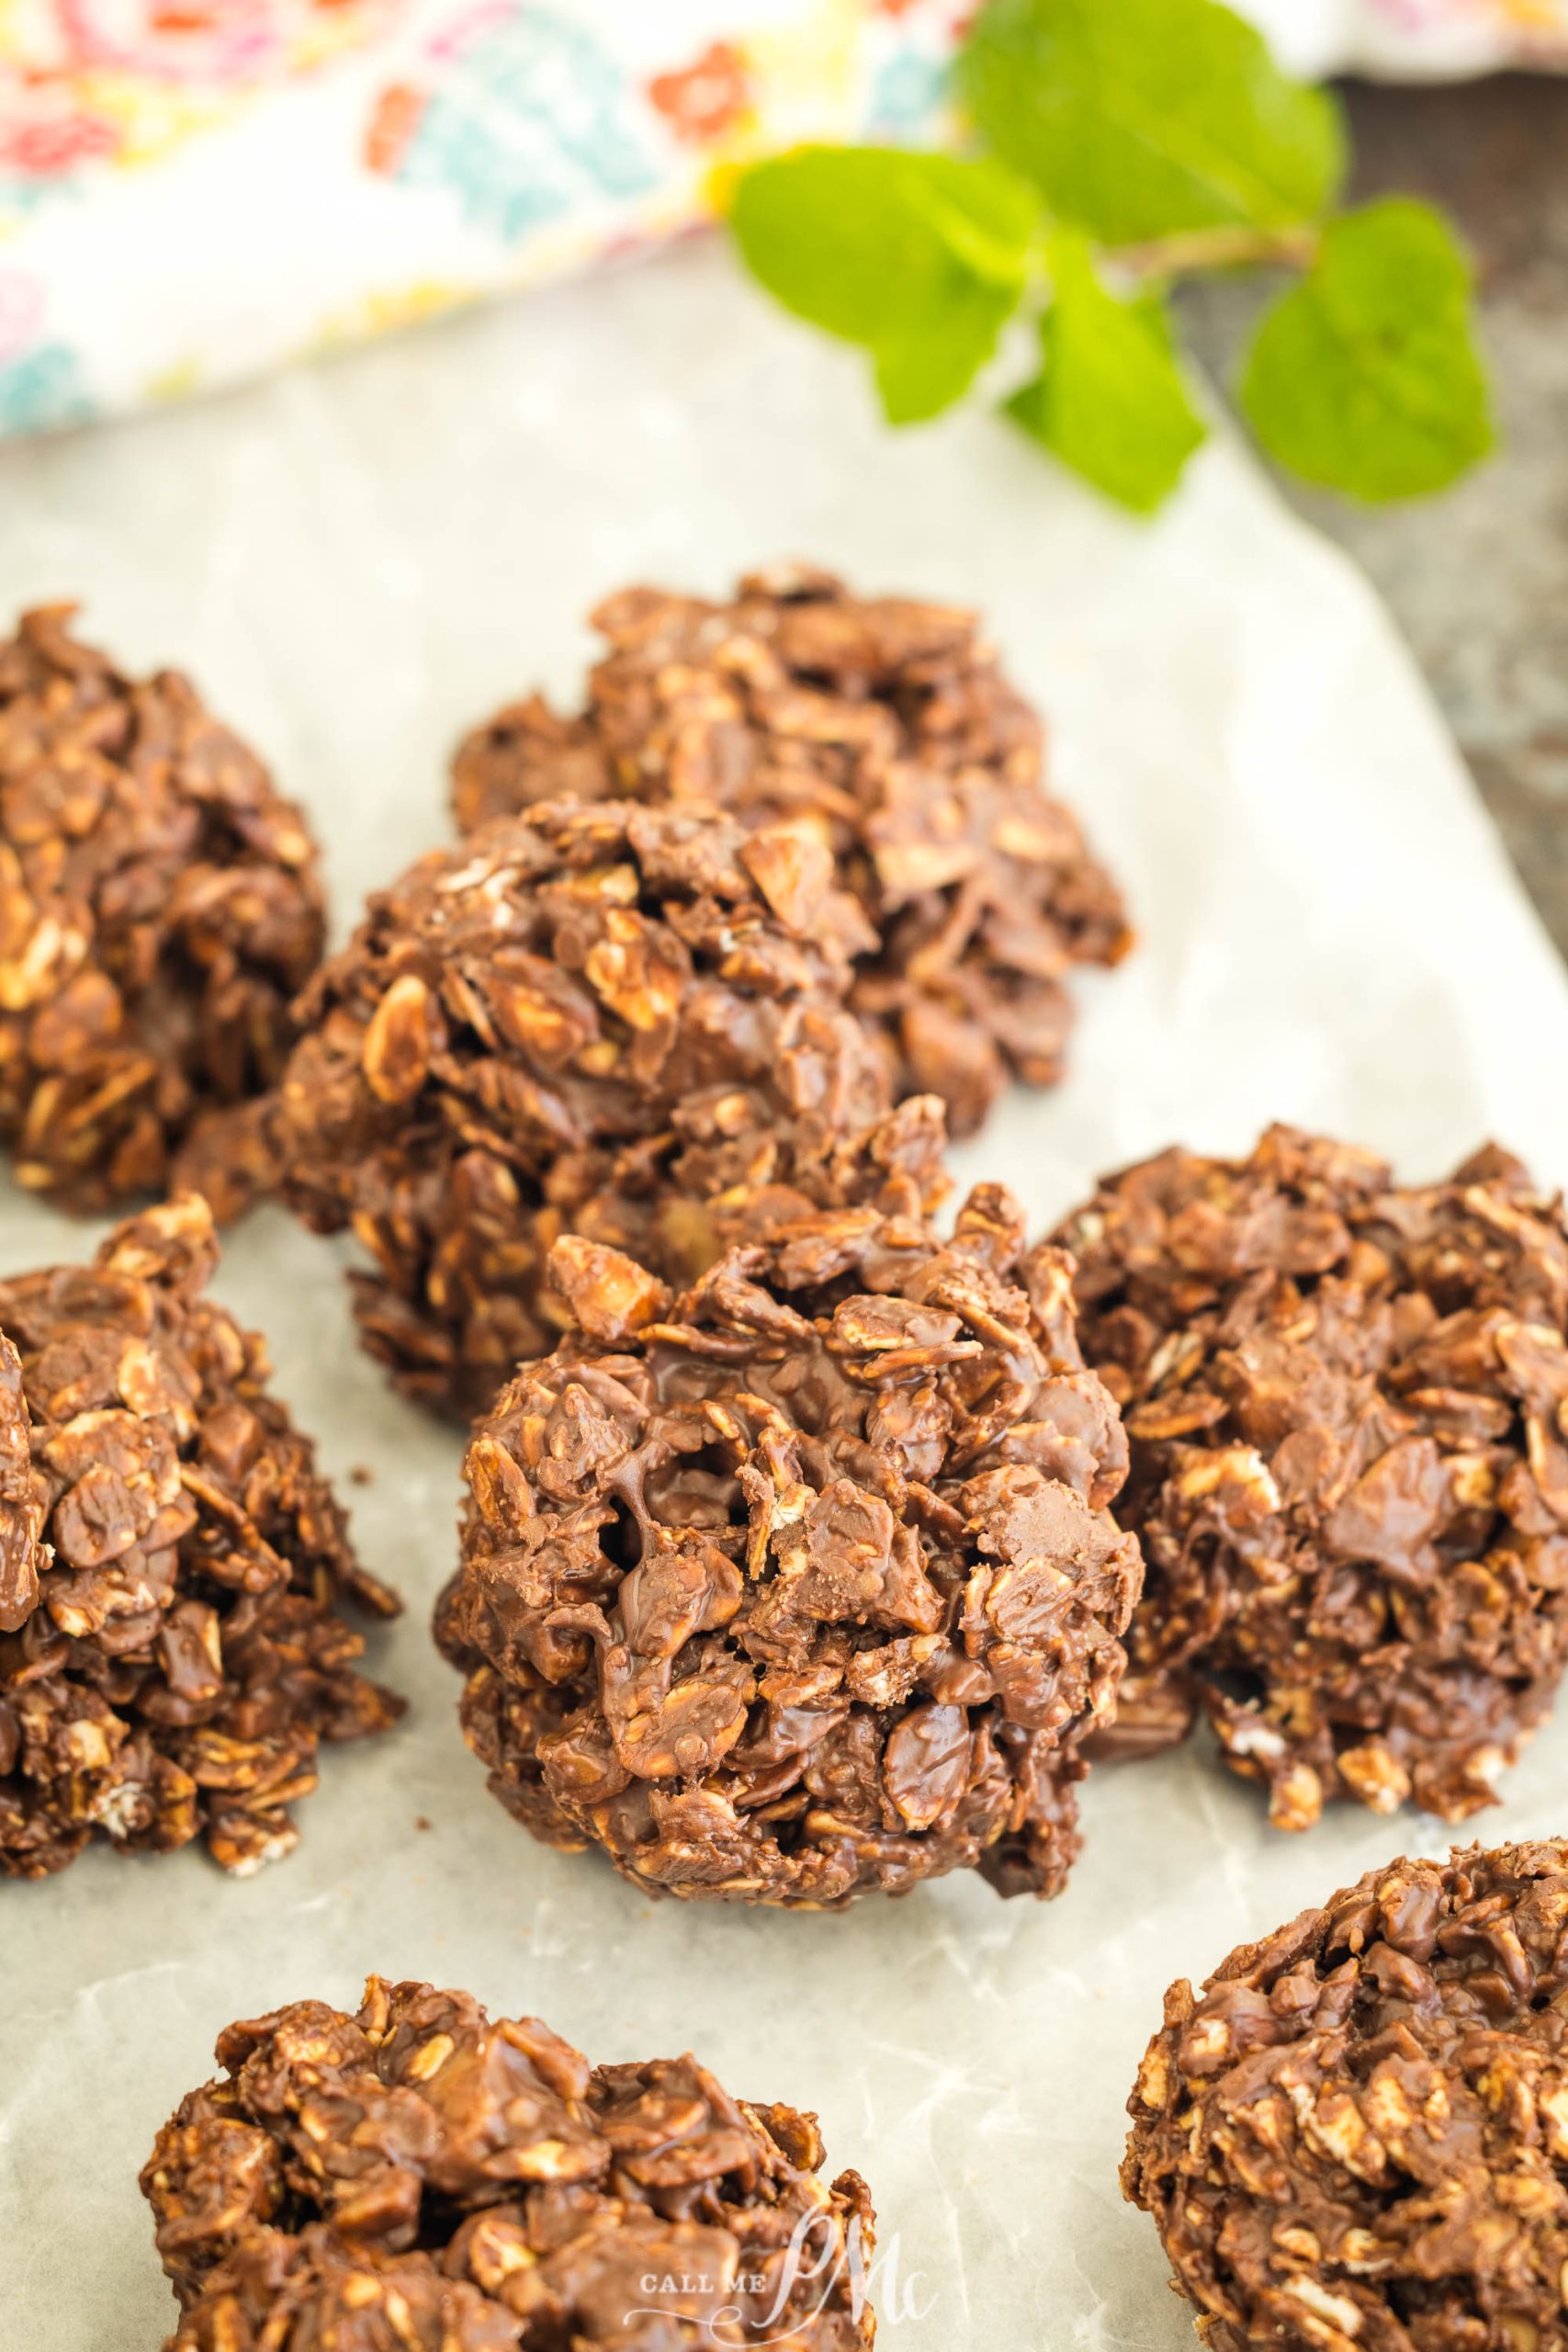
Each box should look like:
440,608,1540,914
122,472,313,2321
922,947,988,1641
1108,221,1321,278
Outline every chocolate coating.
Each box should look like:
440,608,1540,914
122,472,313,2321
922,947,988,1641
435,1185,1143,1906
452,565,1131,1138
0,1194,400,1877
142,1974,875,2350
0,605,325,1218
1124,1839,1568,2352
1056,1124,1568,1827
274,798,945,1423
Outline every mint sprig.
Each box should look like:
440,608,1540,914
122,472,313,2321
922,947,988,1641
725,0,1492,513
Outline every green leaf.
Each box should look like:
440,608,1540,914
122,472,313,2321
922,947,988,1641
728,145,1038,424
958,0,1345,244
1239,198,1494,499
1007,236,1207,511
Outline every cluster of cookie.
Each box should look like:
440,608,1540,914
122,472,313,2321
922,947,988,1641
8,588,1568,2352
0,576,1145,1912
7,584,1568,1916
141,1839,1568,2352
133,1833,1568,2352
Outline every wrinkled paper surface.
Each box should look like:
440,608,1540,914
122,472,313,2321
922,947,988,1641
4,242,1568,2352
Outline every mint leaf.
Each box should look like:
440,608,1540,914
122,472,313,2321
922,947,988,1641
1007,237,1206,511
1240,198,1493,499
872,298,1010,425
728,146,1037,424
959,0,1344,244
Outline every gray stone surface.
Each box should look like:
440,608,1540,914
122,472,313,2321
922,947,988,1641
1180,74,1568,956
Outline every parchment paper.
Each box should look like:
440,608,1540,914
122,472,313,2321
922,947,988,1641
4,241,1568,2352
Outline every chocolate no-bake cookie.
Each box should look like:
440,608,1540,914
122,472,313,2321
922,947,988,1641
273,797,946,1423
1124,1839,1568,2352
0,1194,400,1877
436,1186,1143,1905
1056,1124,1568,1828
142,1973,875,2349
452,566,1130,1137
0,605,326,1218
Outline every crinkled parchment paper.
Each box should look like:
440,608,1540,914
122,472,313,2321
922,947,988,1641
4,242,1568,2352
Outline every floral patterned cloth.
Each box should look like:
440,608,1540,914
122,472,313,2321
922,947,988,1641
1251,0,1568,75
0,0,1562,440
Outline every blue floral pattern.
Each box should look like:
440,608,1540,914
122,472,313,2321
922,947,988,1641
393,9,659,243
0,344,94,435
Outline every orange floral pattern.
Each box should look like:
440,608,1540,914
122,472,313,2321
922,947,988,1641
648,41,752,144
